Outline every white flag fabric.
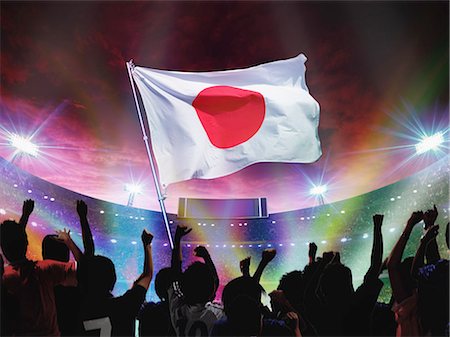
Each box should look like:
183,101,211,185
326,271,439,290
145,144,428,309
131,54,321,186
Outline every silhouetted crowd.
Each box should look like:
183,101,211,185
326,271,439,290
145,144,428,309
1,199,449,336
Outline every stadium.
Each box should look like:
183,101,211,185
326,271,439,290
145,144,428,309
1,154,448,302
1,2,448,336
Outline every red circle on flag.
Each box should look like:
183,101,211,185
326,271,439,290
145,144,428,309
192,86,266,149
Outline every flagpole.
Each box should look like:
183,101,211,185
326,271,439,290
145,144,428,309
126,60,174,249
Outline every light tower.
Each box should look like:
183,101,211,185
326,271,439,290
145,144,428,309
310,184,327,206
125,183,142,207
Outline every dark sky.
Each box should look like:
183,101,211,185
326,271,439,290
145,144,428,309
1,1,448,212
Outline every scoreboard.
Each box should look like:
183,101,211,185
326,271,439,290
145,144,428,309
177,197,268,219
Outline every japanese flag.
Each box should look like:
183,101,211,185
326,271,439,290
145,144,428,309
131,54,321,186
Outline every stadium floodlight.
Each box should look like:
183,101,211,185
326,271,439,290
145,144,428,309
310,184,327,206
125,183,143,194
125,183,143,207
9,134,39,157
415,132,444,154
310,184,327,196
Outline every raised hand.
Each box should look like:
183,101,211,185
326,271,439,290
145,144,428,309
135,230,154,291
421,224,439,244
240,256,251,276
285,311,300,336
76,200,88,218
22,199,34,217
254,249,276,282
56,228,72,244
175,225,192,241
308,242,318,259
19,199,35,226
373,214,384,228
141,229,153,246
262,248,277,263
423,205,438,229
55,228,83,262
407,211,424,227
194,245,210,259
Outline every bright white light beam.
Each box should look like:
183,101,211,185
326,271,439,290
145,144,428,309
415,132,444,154
310,185,327,196
125,183,143,194
9,134,39,157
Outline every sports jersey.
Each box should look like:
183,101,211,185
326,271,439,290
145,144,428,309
2,259,77,336
54,285,82,336
211,318,292,336
139,300,176,336
168,283,225,336
80,285,146,336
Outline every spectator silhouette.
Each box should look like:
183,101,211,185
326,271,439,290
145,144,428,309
42,235,81,336
168,225,224,336
139,267,176,336
410,211,449,336
55,201,154,336
1,253,19,337
304,214,384,336
276,271,317,336
1,199,77,336
416,230,449,337
387,211,423,336
56,200,95,295
213,276,298,336
74,229,154,336
43,235,70,262
4,194,449,337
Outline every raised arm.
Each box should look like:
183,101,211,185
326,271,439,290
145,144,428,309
0,254,4,278
308,242,317,265
19,199,34,227
240,256,251,277
134,229,154,290
253,248,276,283
422,205,440,263
171,225,192,276
365,214,384,281
446,222,449,249
411,224,439,279
194,245,219,299
387,211,423,303
286,311,302,337
56,228,83,262
303,252,334,318
76,200,95,257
